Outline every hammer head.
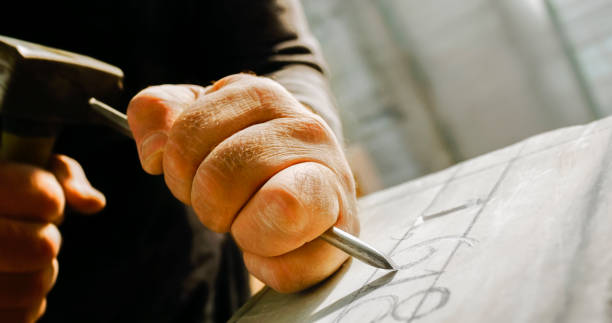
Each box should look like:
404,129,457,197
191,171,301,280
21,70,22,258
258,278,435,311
0,35,123,136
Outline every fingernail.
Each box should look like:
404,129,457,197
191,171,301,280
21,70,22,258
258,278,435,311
140,132,168,174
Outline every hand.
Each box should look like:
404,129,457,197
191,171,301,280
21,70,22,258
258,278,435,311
0,155,105,322
127,73,359,292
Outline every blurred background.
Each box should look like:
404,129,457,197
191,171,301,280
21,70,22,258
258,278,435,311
300,0,612,195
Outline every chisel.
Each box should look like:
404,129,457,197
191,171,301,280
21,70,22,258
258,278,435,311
89,97,397,270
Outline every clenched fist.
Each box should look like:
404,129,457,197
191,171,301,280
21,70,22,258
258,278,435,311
0,155,105,322
127,73,359,292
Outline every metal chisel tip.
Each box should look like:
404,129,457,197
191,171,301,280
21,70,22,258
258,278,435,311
320,227,398,270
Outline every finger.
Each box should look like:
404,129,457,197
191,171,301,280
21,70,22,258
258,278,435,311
163,73,308,203
231,162,341,257
48,154,105,214
190,116,351,233
0,218,61,272
0,259,58,308
241,167,358,293
127,84,205,174
0,162,64,222
0,299,46,323
242,218,355,294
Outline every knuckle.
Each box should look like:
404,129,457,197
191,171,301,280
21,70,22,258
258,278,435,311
213,74,293,117
241,77,286,108
246,77,278,97
292,163,328,195
293,164,341,221
229,72,257,84
34,225,61,263
259,187,305,236
30,172,64,218
288,116,334,144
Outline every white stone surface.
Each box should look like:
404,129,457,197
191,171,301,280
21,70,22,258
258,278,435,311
231,115,612,323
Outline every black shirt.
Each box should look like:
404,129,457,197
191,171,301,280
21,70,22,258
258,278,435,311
1,1,339,322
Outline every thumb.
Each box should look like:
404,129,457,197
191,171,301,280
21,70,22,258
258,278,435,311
48,154,106,215
127,84,206,174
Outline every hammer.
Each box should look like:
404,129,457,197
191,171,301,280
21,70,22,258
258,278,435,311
0,35,123,166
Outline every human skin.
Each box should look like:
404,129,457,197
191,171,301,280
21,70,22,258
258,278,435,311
127,73,359,293
0,73,358,322
0,155,106,322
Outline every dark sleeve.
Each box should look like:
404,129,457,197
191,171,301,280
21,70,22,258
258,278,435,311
214,0,344,141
